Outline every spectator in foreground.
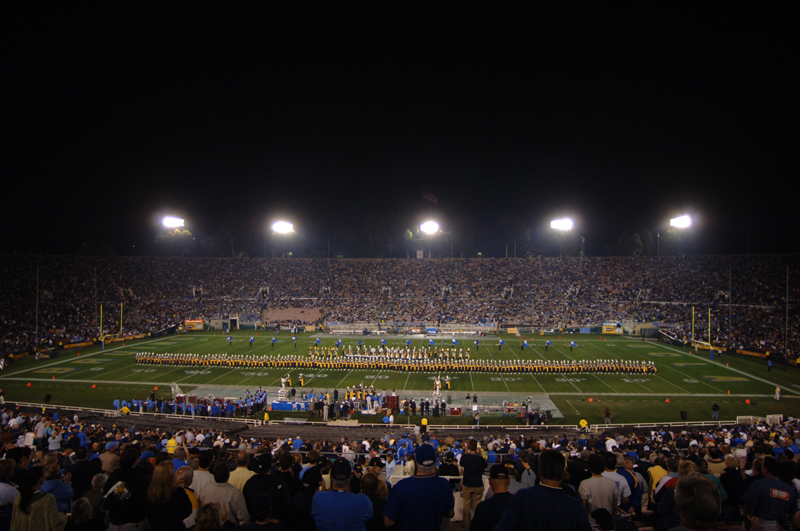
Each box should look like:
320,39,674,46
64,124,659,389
311,457,372,531
197,462,250,526
672,472,721,531
470,464,513,531
194,503,237,531
65,497,104,531
496,449,592,531
103,447,148,531
146,461,193,531
11,467,67,531
240,492,288,531
459,440,487,529
383,444,454,531
40,463,73,514
741,456,798,530
243,453,290,527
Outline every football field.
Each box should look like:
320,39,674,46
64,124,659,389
1,331,797,425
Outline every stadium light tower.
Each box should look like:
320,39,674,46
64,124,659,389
270,220,294,258
420,221,440,234
670,215,692,229
658,214,692,257
417,220,440,258
162,216,185,228
550,218,574,231
272,221,294,234
551,218,576,257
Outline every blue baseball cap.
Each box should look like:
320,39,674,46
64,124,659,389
415,444,437,467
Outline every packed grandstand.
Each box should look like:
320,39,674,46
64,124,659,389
0,405,798,530
1,254,797,362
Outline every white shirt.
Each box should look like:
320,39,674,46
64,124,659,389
602,470,631,506
190,469,215,497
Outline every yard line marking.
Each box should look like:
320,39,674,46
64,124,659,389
336,370,353,388
403,371,412,390
485,344,511,393
529,373,546,393
549,346,586,393
590,374,619,393
562,376,583,393
188,368,232,385
657,343,800,395
1,337,168,377
469,371,475,392
613,343,725,394
653,373,693,393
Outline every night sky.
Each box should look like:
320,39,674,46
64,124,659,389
5,4,799,257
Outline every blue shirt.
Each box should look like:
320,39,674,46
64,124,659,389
384,475,454,531
311,489,372,531
496,484,592,531
741,477,797,520
41,479,73,513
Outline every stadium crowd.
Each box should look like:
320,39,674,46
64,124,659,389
1,255,797,361
0,406,799,530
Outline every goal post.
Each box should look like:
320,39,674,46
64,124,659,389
99,302,124,350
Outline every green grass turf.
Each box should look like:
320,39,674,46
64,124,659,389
1,331,797,425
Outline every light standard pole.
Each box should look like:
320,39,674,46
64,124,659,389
420,220,440,258
271,221,294,258
550,218,574,257
161,216,186,257
669,215,692,255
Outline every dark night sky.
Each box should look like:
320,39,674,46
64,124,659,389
5,4,799,257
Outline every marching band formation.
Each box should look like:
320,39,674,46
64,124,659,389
134,345,657,375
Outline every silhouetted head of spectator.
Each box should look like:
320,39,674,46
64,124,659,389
120,447,140,469
588,454,605,476
675,473,721,531
198,450,214,470
538,449,566,482
212,461,231,484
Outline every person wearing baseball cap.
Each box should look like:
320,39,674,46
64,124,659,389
384,444,454,531
243,453,291,526
311,457,372,531
469,465,513,531
292,467,323,531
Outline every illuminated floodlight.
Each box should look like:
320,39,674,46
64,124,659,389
420,221,440,234
271,221,294,234
550,218,574,231
670,215,692,229
162,216,185,228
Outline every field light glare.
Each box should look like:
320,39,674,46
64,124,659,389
550,218,574,231
162,216,185,228
670,215,692,229
271,221,294,234
420,221,440,234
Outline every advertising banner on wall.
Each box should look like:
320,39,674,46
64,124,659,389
602,322,623,334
